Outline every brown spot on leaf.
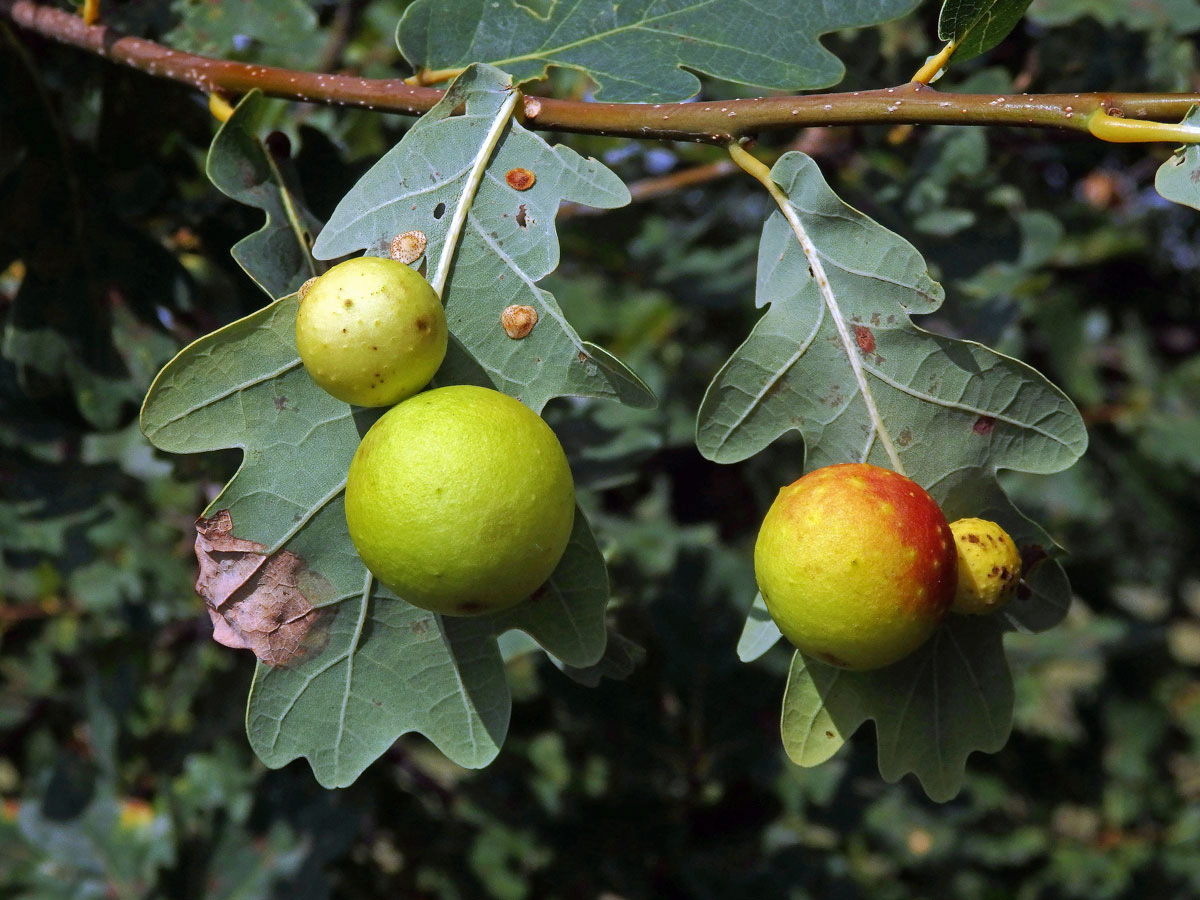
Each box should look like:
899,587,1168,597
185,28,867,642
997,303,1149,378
1021,543,1048,573
264,131,291,159
973,415,996,435
825,730,835,739
272,395,289,411
194,510,331,667
505,168,536,191
501,304,538,339
854,325,875,355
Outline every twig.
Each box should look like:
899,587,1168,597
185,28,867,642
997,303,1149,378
4,0,1200,145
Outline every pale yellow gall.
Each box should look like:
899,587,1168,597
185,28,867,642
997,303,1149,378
389,230,428,264
501,304,538,339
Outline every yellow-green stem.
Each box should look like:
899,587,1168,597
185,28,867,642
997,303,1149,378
912,41,955,85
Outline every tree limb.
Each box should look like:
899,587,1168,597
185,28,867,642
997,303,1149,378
4,0,1200,145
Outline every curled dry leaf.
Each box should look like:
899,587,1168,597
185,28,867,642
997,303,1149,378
389,230,428,264
194,510,332,667
501,304,538,339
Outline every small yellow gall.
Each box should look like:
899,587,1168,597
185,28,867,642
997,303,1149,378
297,276,319,301
501,304,538,339
389,230,428,264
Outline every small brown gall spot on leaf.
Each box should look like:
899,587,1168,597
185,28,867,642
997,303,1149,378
265,131,291,159
390,230,427,264
1021,543,1048,573
506,168,536,191
973,415,996,435
194,510,331,667
854,324,875,355
825,730,835,739
298,277,318,302
501,304,538,339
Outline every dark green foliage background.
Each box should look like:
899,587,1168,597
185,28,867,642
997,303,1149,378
3,1,1200,897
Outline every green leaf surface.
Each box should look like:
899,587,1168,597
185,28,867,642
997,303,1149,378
736,593,781,662
780,615,1012,803
1156,107,1200,210
313,64,652,412
700,152,1086,799
140,296,610,787
939,0,1034,63
206,91,322,300
396,0,922,103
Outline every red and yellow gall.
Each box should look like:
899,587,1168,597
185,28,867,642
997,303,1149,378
754,463,957,670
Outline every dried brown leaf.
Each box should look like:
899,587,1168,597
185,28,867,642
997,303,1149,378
194,510,332,667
